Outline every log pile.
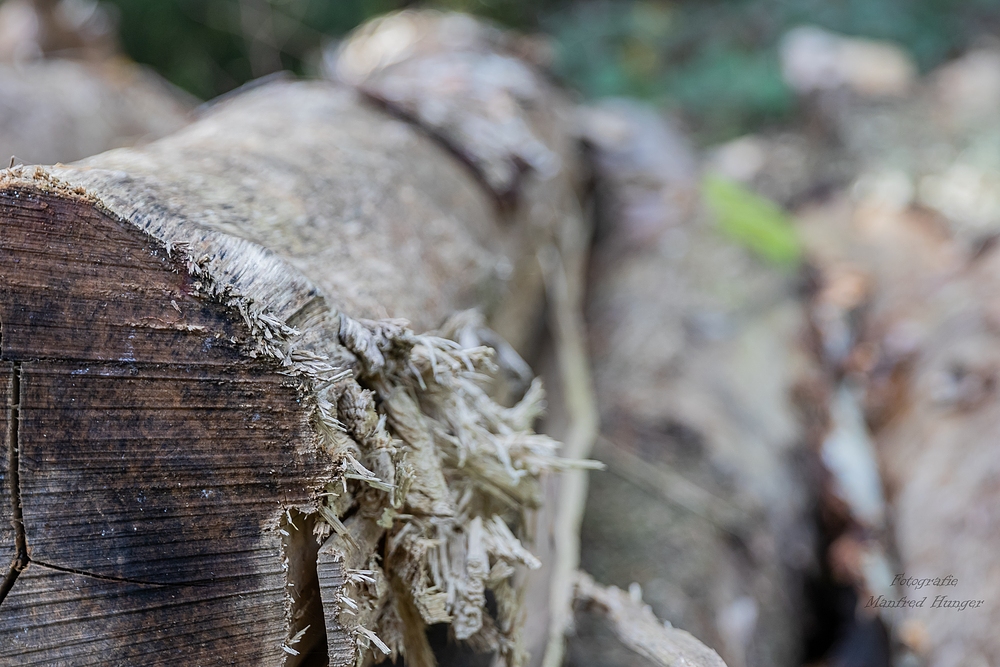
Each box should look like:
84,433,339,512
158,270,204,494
770,37,1000,664
0,59,191,166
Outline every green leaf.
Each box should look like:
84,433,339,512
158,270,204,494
703,174,801,267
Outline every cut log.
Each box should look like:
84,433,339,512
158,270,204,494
0,25,584,662
1,365,13,602
0,11,733,666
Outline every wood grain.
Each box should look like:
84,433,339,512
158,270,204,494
0,190,244,365
3,566,288,666
0,189,333,665
317,516,384,667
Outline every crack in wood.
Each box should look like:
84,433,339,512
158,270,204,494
1,363,209,602
27,559,196,588
0,363,26,606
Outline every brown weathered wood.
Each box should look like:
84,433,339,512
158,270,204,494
317,515,385,667
797,188,1000,664
0,192,242,364
7,567,289,665
0,190,330,665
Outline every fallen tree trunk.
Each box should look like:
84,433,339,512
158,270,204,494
0,63,582,665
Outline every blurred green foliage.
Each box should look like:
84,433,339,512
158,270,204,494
101,0,565,100
100,0,1000,139
547,0,1000,142
104,0,406,99
703,174,801,267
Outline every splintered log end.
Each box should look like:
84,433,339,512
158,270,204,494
317,516,388,667
0,181,335,665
